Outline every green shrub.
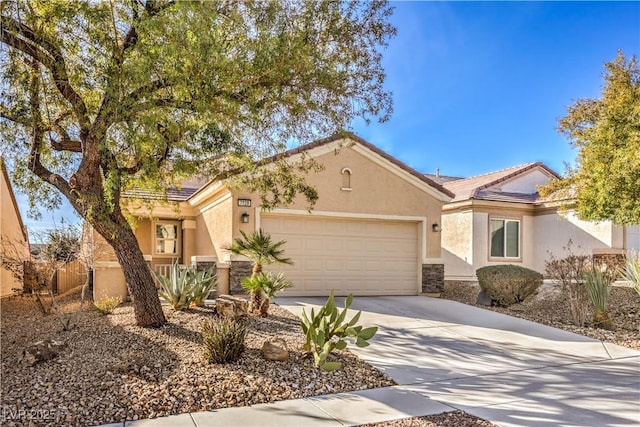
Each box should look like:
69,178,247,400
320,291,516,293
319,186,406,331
241,272,293,316
583,268,614,329
93,296,122,315
153,261,216,310
301,291,377,371
476,265,543,307
202,317,248,364
622,252,640,296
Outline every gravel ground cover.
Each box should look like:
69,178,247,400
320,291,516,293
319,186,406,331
442,281,640,350
0,291,393,426
362,411,496,427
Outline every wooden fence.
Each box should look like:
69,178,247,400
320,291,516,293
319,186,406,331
56,259,87,294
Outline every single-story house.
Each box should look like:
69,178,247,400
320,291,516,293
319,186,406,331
91,133,454,300
430,162,640,282
0,158,29,297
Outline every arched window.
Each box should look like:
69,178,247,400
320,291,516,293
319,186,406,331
341,167,352,191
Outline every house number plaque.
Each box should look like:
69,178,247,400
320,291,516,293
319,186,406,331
237,198,252,207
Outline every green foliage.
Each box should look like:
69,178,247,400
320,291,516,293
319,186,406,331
241,271,293,316
93,296,122,315
622,252,640,296
1,0,395,216
540,51,640,224
476,265,543,307
228,230,293,272
153,261,216,310
241,272,293,299
202,317,248,364
301,291,377,371
583,268,614,329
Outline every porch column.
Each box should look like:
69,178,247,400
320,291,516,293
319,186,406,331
182,220,197,265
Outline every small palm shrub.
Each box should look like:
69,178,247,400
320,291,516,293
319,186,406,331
583,268,614,329
622,252,640,296
93,296,122,315
301,291,377,371
202,317,248,364
153,261,216,310
227,229,293,314
241,272,293,316
476,265,543,307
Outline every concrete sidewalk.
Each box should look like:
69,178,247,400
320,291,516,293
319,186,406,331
103,386,452,427
98,296,640,427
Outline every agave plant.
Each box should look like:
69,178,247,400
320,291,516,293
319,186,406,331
241,271,292,316
228,229,292,314
622,252,640,296
153,261,216,310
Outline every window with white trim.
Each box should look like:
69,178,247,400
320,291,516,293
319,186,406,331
155,221,180,255
490,219,520,258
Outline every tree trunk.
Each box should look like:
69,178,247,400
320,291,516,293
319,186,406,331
92,216,166,327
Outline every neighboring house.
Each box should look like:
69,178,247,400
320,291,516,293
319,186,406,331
90,133,453,300
0,158,29,297
431,163,640,282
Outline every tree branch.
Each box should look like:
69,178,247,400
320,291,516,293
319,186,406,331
1,15,91,134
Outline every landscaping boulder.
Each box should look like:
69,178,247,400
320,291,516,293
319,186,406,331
21,338,67,366
261,339,289,361
215,295,248,317
476,289,493,306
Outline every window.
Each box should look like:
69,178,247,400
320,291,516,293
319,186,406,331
155,222,180,255
341,167,352,191
490,219,520,258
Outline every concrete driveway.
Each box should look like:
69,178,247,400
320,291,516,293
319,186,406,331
277,296,640,427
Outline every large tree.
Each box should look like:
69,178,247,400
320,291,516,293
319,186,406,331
541,51,640,225
0,0,395,326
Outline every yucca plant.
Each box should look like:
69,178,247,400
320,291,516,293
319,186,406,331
622,252,640,296
228,229,292,314
241,272,293,316
583,268,614,329
202,317,248,364
153,261,216,310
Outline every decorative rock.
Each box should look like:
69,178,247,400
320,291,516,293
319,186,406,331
21,338,67,366
476,289,493,306
215,295,248,317
261,339,289,361
508,303,526,312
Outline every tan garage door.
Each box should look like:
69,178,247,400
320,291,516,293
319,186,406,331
261,215,419,296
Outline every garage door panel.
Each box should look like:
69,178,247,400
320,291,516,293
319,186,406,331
262,215,419,296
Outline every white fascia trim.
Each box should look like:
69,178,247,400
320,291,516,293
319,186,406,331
350,144,452,202
257,208,428,263
197,193,233,215
188,182,227,207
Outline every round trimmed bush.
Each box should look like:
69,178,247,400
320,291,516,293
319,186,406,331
475,265,543,307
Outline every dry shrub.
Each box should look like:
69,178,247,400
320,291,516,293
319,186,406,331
202,317,247,364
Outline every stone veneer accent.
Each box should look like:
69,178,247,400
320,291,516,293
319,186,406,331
422,264,444,294
229,261,253,294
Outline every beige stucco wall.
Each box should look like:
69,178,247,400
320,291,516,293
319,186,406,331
1,166,28,297
196,195,233,260
228,144,446,260
93,264,128,301
442,210,475,280
443,206,537,280
532,211,624,273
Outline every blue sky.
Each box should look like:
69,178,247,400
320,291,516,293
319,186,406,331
14,1,640,238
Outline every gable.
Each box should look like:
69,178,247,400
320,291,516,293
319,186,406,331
489,168,555,194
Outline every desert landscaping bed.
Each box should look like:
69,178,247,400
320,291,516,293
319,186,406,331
0,291,393,427
442,281,640,351
364,411,496,427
